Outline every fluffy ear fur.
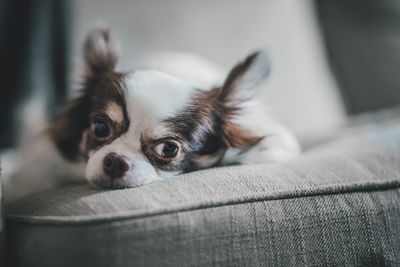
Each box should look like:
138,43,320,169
84,26,120,75
216,51,271,149
219,50,270,104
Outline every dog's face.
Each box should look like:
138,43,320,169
50,28,270,189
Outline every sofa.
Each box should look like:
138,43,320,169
2,108,400,266
2,1,400,266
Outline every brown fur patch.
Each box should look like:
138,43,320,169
223,121,264,149
106,102,124,124
148,87,264,172
81,72,130,154
49,71,129,161
196,88,264,150
48,95,92,161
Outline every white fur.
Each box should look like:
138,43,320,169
125,70,194,119
85,140,160,188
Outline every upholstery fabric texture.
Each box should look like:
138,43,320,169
5,111,400,267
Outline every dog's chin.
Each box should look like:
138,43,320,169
88,175,137,190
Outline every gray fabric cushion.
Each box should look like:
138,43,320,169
5,113,400,266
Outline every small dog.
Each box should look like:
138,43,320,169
3,28,299,201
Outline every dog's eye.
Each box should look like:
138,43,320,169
153,141,179,159
92,120,111,139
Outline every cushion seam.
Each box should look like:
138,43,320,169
5,179,400,225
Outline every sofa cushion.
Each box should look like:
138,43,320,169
5,112,400,266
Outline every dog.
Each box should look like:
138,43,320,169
2,27,300,201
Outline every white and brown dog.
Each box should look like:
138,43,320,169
3,28,300,201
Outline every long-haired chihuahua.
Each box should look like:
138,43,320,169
3,27,300,201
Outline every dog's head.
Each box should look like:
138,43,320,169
49,28,270,189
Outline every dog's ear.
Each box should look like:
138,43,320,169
218,50,270,105
48,27,120,161
84,27,120,76
215,51,270,149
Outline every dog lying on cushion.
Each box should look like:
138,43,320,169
3,27,300,201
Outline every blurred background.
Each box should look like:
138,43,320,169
1,0,400,150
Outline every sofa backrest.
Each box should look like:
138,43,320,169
316,0,400,114
71,0,345,137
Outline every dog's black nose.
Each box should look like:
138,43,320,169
103,153,130,179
